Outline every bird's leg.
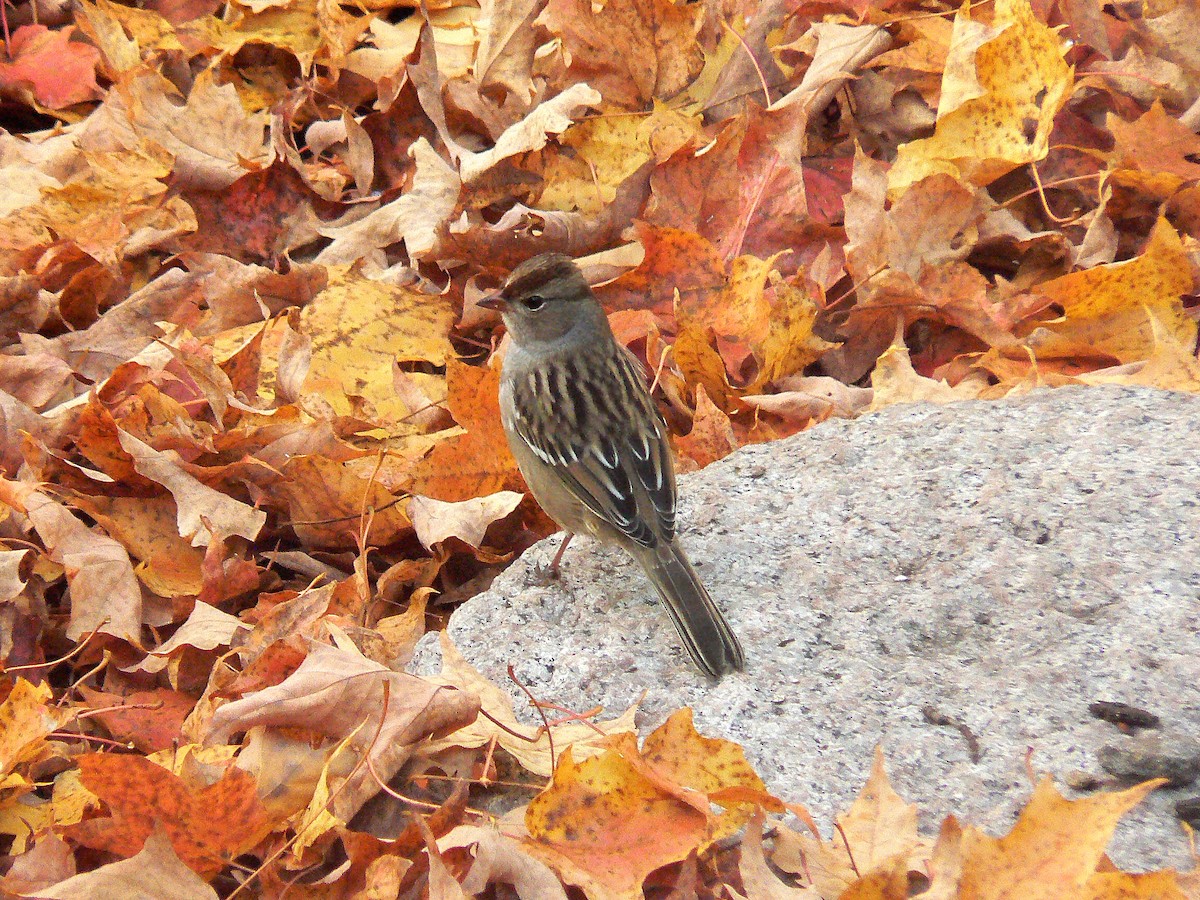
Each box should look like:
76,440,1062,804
548,532,573,577
530,533,574,584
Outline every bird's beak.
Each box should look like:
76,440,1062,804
478,293,507,312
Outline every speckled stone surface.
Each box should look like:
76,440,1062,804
413,385,1200,872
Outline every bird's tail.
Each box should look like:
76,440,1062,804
636,539,745,677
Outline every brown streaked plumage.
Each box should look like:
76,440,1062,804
482,253,744,677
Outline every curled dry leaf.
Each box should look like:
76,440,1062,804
423,632,638,778
408,490,524,550
0,478,143,642
205,641,480,821
116,430,266,548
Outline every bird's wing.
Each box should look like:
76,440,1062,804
508,344,676,547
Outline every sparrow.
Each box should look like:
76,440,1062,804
479,253,745,677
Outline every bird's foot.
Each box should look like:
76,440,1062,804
527,561,562,586
526,532,573,586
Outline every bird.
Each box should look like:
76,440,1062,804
479,252,745,677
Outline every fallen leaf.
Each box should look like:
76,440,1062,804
524,737,709,900
424,632,638,777
0,25,102,109
0,479,143,643
408,490,524,550
68,754,271,879
1026,218,1196,364
205,641,480,820
889,0,1073,194
34,824,218,900
116,430,266,548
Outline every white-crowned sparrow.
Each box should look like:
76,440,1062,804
480,253,745,677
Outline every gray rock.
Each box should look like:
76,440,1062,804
413,385,1200,872
1098,732,1200,787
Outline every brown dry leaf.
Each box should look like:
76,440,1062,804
889,0,1074,194
736,811,820,899
0,547,30,604
447,825,569,899
0,479,143,642
1077,307,1200,392
116,430,266,548
1025,218,1196,364
742,376,874,425
0,833,75,896
0,144,194,271
1108,101,1200,188
318,138,460,263
926,778,1164,898
35,824,218,900
77,686,194,754
68,754,272,879
275,454,412,550
408,490,524,550
424,632,638,777
537,0,703,108
845,152,985,284
773,749,929,898
475,0,542,101
100,67,271,191
675,385,738,469
523,737,710,900
127,601,248,675
76,493,207,599
456,82,603,184
205,640,480,820
374,586,432,666
834,748,929,879
870,327,987,409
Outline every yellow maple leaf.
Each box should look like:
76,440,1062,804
889,0,1073,195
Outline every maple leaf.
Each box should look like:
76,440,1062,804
924,777,1168,899
205,640,480,821
68,754,272,879
408,357,521,502
0,25,102,110
408,490,524,550
0,680,64,797
524,736,710,900
889,0,1074,194
0,479,143,643
35,825,218,900
537,0,703,108
1025,218,1196,365
423,632,638,777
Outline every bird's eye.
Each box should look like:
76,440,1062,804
522,294,546,311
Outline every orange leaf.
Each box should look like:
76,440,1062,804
408,357,520,502
77,687,195,754
68,754,271,879
524,740,708,900
945,778,1162,899
0,25,101,110
640,708,768,843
